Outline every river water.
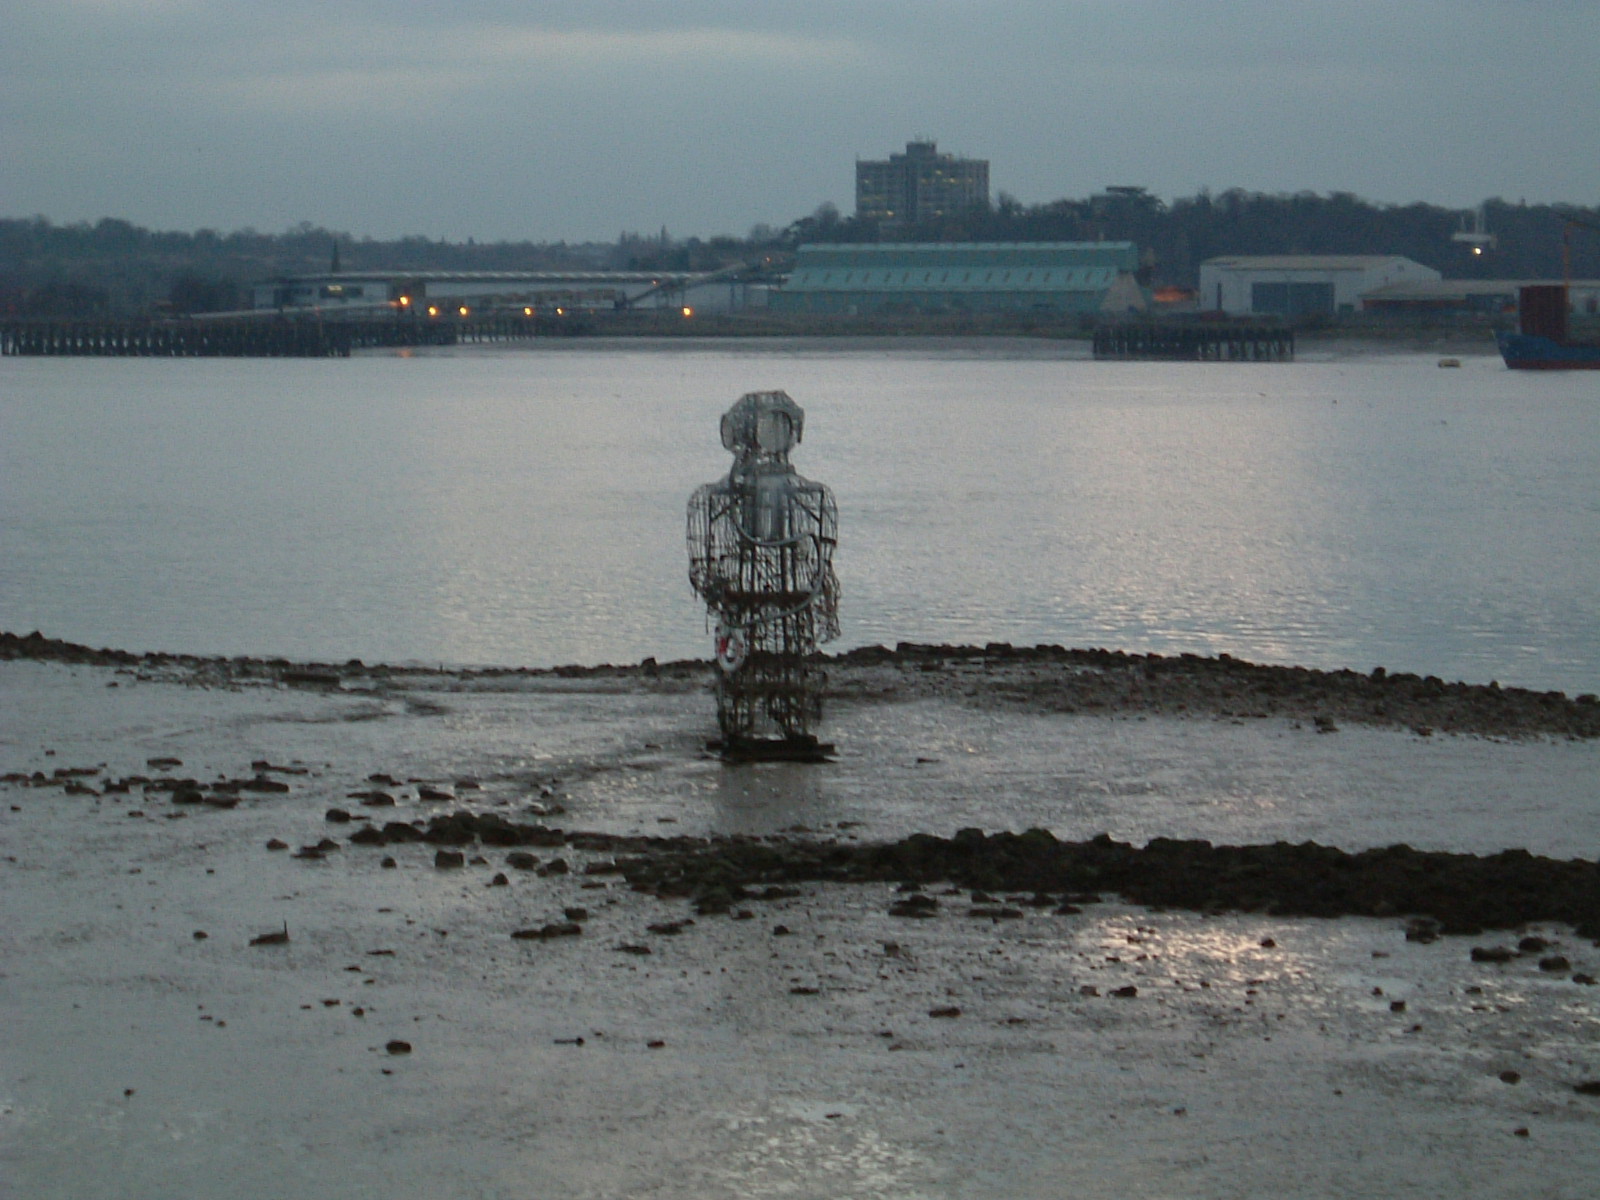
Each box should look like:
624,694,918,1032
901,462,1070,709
2,339,1597,692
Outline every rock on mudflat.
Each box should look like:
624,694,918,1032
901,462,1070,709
511,922,582,941
889,894,938,918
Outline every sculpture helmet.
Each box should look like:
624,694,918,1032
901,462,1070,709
720,390,804,457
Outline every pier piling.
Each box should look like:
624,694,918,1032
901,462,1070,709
1093,323,1294,362
0,312,580,358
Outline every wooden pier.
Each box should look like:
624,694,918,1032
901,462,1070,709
1093,323,1294,362
0,312,585,358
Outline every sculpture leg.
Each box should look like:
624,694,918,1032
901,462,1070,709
710,616,832,761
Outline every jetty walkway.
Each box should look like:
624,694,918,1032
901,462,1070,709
1094,323,1294,361
0,313,581,358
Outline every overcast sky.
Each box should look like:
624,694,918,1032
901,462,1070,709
5,1,1597,243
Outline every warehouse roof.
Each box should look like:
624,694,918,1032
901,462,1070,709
786,266,1120,293
786,241,1137,292
802,241,1133,254
1202,255,1418,271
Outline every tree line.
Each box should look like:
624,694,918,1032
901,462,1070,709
791,190,1600,288
4,191,1597,317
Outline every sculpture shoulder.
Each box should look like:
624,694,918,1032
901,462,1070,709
687,480,724,512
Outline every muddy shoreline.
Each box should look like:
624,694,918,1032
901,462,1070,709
6,629,1598,740
8,628,1599,942
333,808,1600,942
7,630,1600,1196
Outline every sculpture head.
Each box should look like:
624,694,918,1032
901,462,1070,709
720,390,804,461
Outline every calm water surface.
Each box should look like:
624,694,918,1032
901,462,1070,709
2,340,1597,691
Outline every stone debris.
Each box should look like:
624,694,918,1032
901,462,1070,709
8,631,1599,741
889,894,938,918
511,922,582,941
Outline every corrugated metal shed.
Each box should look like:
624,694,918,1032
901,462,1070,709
772,242,1140,314
1202,255,1408,271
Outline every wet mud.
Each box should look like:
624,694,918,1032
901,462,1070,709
7,632,1600,1198
7,624,1599,941
250,805,1600,942
829,642,1600,741
6,629,1599,740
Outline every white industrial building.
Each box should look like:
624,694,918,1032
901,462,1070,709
1198,255,1441,316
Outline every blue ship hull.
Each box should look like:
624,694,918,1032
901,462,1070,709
1497,331,1600,369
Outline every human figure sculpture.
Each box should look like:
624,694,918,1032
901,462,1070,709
687,391,840,759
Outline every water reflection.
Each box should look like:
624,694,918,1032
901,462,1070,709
2,349,1597,691
710,761,835,835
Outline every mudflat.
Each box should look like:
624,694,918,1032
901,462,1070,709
4,632,1599,1199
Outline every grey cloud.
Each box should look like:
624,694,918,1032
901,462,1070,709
3,1,1595,240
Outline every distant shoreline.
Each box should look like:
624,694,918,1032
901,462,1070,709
581,307,1513,344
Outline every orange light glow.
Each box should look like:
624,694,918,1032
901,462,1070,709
681,306,694,318
523,307,533,316
398,295,411,307
427,305,439,317
458,306,470,317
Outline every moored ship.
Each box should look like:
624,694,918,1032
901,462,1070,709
1498,284,1600,369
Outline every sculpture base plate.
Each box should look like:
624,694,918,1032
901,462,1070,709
708,735,836,763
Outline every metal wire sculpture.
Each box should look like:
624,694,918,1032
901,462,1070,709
687,391,840,760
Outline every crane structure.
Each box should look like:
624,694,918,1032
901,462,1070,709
1452,204,1496,255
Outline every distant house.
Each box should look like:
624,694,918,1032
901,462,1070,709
1198,255,1441,316
770,242,1144,315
